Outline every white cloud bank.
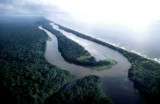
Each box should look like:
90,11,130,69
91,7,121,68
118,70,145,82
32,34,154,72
1,0,160,31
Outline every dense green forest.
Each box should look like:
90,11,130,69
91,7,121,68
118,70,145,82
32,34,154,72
0,16,73,104
41,23,114,67
0,16,111,104
45,75,112,104
57,24,160,103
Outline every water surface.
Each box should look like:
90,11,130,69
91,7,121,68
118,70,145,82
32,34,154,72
39,25,142,104
48,16,160,59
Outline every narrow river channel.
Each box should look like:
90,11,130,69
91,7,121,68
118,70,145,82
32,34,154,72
39,25,142,104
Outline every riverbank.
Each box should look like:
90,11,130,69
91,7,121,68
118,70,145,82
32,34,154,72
57,23,160,102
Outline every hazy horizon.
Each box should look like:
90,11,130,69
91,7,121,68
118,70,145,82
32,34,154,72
1,0,160,59
1,1,160,104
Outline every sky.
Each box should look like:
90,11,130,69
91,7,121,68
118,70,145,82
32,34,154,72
1,0,160,31
1,0,160,58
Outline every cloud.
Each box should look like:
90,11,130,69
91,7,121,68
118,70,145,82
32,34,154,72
0,0,13,4
0,0,57,15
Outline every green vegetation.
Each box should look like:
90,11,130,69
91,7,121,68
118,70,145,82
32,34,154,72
45,75,112,104
0,16,112,104
126,53,160,103
57,24,160,102
41,23,115,68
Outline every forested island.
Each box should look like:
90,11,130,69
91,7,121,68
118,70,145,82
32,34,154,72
0,16,112,104
56,24,160,103
41,22,115,68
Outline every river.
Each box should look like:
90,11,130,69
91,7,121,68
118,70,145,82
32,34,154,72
39,25,142,104
47,16,160,61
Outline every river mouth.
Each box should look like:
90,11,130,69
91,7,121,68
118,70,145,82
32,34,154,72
39,24,142,104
